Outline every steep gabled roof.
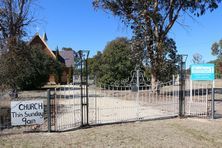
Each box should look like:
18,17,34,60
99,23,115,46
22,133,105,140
28,33,56,59
52,50,65,64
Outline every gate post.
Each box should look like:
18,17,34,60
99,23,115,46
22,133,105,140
179,55,187,117
79,50,90,127
47,89,51,132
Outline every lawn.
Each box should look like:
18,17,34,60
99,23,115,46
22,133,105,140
1,118,222,148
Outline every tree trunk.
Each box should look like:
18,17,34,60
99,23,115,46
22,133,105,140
151,72,157,92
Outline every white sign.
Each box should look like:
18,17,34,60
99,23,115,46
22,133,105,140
11,100,44,126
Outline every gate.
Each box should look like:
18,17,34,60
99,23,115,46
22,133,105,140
51,66,180,131
89,81,179,125
185,80,213,118
52,86,81,131
50,77,217,132
49,56,218,132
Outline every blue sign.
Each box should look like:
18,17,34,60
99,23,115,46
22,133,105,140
191,64,214,81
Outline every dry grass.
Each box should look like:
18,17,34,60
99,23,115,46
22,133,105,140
1,118,222,148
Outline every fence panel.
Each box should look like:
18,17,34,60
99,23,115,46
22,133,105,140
185,80,212,118
213,76,222,119
90,80,179,125
53,85,81,131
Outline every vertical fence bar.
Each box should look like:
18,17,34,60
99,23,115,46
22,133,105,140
47,89,51,132
80,54,83,126
211,80,215,119
189,79,192,115
86,58,89,125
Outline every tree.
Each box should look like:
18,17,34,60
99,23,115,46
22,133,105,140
0,0,35,47
0,0,36,92
0,0,63,90
156,38,179,82
192,53,204,64
211,39,222,57
93,0,221,88
89,37,139,85
142,37,179,82
88,51,103,80
0,42,62,90
67,66,73,84
211,39,222,75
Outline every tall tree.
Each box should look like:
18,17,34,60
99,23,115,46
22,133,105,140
90,37,140,85
88,51,103,80
0,42,62,90
211,39,222,57
211,39,222,75
93,0,221,87
0,0,35,48
0,0,37,93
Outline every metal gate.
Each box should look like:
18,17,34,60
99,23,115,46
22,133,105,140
185,80,213,118
52,86,81,131
89,81,179,125
51,67,181,131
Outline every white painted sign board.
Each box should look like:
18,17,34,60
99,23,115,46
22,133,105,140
11,100,44,126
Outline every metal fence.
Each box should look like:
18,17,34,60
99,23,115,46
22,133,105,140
184,75,222,118
1,76,221,134
185,80,213,118
52,85,82,131
52,77,220,131
90,81,179,125
51,80,179,131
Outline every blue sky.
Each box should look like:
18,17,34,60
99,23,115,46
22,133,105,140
30,0,222,66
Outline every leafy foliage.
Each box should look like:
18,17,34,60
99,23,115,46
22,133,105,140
0,43,62,90
88,51,103,79
0,0,40,92
93,0,221,86
143,38,179,82
211,39,222,76
89,37,140,85
0,0,34,39
67,67,74,83
211,39,222,57
89,37,178,85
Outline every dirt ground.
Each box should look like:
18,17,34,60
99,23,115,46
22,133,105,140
1,118,222,148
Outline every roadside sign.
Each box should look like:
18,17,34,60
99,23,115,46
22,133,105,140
11,100,44,126
191,64,214,81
